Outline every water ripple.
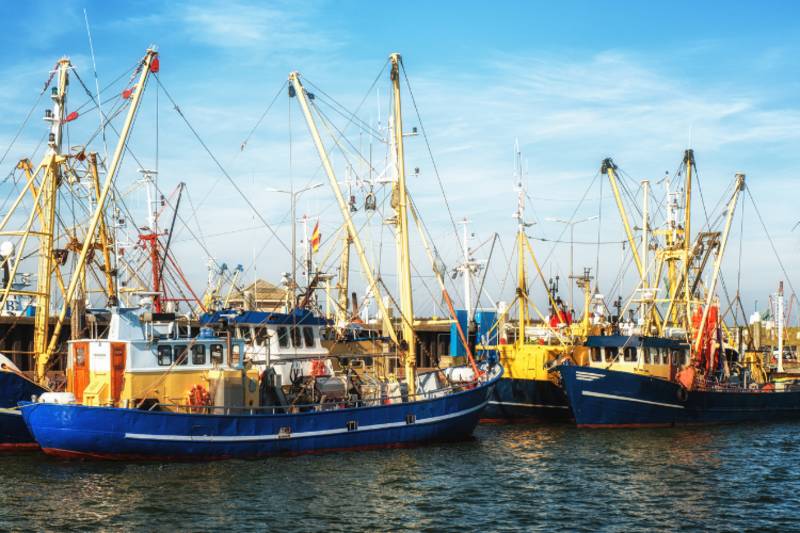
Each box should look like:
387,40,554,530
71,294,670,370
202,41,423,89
1,422,799,531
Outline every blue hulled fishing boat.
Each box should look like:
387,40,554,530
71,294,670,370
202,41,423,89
559,335,800,427
0,361,46,449
20,306,499,460
21,371,497,460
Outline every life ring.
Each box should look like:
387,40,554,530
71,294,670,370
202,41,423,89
676,386,689,403
188,384,211,412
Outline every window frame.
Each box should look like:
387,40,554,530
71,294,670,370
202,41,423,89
192,344,207,365
623,347,638,363
590,347,603,363
174,344,189,366
230,343,241,367
157,345,173,366
277,327,289,348
290,327,302,348
210,343,224,364
303,327,315,348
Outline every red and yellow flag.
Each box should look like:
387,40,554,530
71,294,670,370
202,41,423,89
311,221,321,253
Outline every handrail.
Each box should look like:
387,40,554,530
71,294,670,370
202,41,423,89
134,376,487,415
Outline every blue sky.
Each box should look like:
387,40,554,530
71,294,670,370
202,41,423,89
2,1,800,318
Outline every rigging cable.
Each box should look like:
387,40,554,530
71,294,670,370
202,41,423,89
152,74,293,258
398,59,464,259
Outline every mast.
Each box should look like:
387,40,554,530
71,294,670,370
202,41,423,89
38,48,159,380
692,173,745,356
389,53,416,390
87,153,117,303
336,229,351,327
138,168,162,312
288,71,399,353
31,58,70,369
642,180,649,289
513,149,527,346
683,149,694,326
602,158,645,279
777,281,784,373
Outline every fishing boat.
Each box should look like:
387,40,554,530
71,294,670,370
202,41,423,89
21,304,499,459
559,333,800,427
479,148,593,423
559,156,800,426
21,53,503,459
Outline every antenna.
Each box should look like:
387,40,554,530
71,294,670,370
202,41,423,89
83,9,109,163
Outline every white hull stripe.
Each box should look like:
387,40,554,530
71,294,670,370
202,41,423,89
488,400,569,410
582,390,684,409
124,401,488,443
0,407,21,417
575,372,603,381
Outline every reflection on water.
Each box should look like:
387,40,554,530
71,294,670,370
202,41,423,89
1,422,799,531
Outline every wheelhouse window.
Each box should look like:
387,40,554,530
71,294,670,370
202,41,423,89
623,347,637,363
303,327,315,348
291,327,302,348
277,327,289,348
605,347,618,362
231,343,241,367
192,344,206,365
238,327,253,343
157,345,172,366
659,348,668,365
643,347,653,364
210,344,224,364
255,327,269,346
590,347,603,363
175,345,189,366
672,349,686,366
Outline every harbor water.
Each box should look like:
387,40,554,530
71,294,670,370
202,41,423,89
1,422,798,531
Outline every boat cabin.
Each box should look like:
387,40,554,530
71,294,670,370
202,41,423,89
201,309,332,388
68,307,253,410
585,335,690,379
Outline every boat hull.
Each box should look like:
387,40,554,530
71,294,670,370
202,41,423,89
559,365,800,427
482,377,571,423
0,371,46,449
21,372,500,460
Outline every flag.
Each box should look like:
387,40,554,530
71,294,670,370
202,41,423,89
311,221,321,253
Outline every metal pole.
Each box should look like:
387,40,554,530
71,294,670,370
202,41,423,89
39,49,158,378
288,72,399,348
569,223,574,312
778,281,784,373
291,189,296,301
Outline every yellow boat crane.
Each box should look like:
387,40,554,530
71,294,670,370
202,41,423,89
0,49,158,384
602,152,746,352
289,53,481,392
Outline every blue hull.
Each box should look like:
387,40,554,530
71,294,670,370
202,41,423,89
0,371,46,448
559,365,800,427
21,373,499,460
483,378,571,422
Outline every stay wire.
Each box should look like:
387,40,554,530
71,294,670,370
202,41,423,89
398,59,464,259
748,187,798,301
152,74,294,260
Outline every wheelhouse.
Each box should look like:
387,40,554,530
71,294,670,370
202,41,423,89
586,335,690,379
